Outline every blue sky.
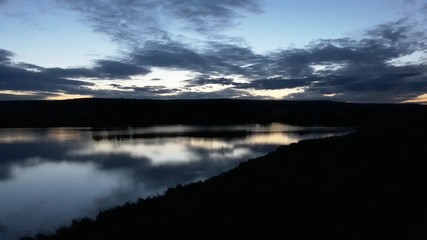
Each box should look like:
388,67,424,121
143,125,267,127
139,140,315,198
0,0,426,102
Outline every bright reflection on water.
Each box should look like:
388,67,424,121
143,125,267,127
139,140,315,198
0,123,349,239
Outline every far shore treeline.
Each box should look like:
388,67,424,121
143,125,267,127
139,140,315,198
1,98,426,129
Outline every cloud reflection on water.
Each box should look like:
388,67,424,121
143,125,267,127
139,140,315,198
0,123,348,239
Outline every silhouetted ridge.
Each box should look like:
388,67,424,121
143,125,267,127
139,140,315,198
1,98,426,128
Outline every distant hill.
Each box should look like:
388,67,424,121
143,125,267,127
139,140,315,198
1,98,426,128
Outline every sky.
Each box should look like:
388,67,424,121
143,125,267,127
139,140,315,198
0,0,426,103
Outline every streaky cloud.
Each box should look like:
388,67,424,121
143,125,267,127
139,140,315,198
186,77,235,87
62,0,263,45
236,77,311,90
0,49,14,64
162,0,262,32
44,60,150,80
1,18,427,103
264,19,427,102
0,64,92,92
131,40,266,77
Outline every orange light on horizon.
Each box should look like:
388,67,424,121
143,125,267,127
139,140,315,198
403,93,427,105
0,90,37,96
44,93,93,100
0,90,92,100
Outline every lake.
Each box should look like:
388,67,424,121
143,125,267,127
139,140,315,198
0,123,348,239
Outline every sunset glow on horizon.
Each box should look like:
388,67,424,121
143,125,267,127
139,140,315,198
1,0,427,103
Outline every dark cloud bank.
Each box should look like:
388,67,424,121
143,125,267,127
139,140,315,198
0,0,426,102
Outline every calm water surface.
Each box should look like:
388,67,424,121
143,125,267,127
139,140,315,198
0,123,348,239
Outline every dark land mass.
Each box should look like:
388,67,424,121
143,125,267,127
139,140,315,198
2,99,426,239
1,98,426,129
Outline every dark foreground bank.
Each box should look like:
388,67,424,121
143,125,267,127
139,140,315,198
22,126,427,240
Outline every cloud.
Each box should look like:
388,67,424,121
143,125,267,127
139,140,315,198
1,16,427,102
173,88,256,100
269,20,422,74
203,42,269,77
236,77,311,90
44,60,150,80
161,0,262,32
186,77,235,86
94,60,150,78
112,84,180,95
0,49,14,64
63,0,262,45
302,63,427,102
126,18,426,102
132,41,206,71
166,19,427,102
57,1,427,102
61,0,165,45
256,19,427,102
0,49,155,99
131,40,267,77
0,64,92,92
